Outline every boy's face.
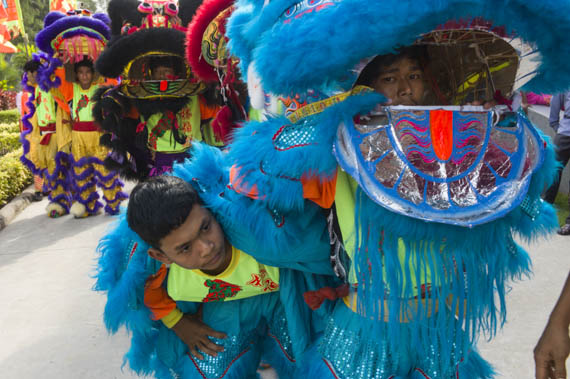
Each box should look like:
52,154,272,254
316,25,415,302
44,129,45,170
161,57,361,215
149,204,231,275
152,65,175,80
371,57,425,106
76,66,94,88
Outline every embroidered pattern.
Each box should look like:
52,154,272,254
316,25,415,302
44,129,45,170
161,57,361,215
75,94,90,121
202,279,242,302
246,268,279,292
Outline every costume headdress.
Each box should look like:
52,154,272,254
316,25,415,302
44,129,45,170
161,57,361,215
186,0,246,143
96,0,205,100
35,8,111,86
93,0,206,180
36,9,110,63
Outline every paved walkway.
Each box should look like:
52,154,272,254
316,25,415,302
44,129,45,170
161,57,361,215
0,185,567,378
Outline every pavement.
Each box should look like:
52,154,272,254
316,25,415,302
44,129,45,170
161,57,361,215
0,182,568,379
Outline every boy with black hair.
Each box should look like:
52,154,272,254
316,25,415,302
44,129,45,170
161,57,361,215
53,58,127,218
124,172,333,378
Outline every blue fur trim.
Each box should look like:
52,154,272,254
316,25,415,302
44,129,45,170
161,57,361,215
171,144,334,275
36,13,110,55
93,215,168,376
228,0,570,95
346,136,559,360
227,91,383,211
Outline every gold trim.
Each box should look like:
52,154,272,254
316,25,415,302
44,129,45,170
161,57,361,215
286,85,373,124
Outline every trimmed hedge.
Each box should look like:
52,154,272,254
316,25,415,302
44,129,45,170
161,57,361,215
0,148,33,207
0,122,20,133
0,109,19,124
0,131,21,156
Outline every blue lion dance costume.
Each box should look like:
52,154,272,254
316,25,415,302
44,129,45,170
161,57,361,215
222,0,568,378
95,0,569,378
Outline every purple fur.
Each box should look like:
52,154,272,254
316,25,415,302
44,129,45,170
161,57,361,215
98,178,124,190
19,72,40,175
36,15,111,55
102,190,129,204
44,11,66,28
74,187,100,204
74,155,104,167
48,193,71,212
92,13,111,26
104,203,121,215
74,178,98,194
43,151,72,182
34,52,62,92
94,170,120,183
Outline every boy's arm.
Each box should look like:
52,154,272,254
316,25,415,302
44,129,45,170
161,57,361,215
143,264,227,360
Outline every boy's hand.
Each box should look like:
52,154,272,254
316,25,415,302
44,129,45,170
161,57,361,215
171,310,227,360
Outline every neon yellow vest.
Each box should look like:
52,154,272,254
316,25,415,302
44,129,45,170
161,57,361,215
35,87,56,127
167,246,280,303
335,169,433,293
72,83,97,122
145,96,201,153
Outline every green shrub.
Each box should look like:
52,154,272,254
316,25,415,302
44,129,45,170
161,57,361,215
0,109,19,124
0,132,21,156
0,122,20,133
0,148,33,207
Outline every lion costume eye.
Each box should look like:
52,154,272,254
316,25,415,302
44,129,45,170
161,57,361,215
138,2,153,14
164,2,178,17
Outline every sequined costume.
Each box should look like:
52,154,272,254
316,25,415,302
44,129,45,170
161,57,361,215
34,8,127,218
94,143,335,377
223,1,566,377
93,0,223,181
143,247,297,378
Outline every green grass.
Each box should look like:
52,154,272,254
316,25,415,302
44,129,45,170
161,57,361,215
554,192,570,226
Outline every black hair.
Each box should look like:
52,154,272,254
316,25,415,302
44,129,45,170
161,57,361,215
74,58,94,73
23,60,40,73
355,45,429,87
127,176,202,248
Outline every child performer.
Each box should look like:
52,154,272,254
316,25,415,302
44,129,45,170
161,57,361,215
53,59,127,218
95,143,335,378
34,8,124,217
